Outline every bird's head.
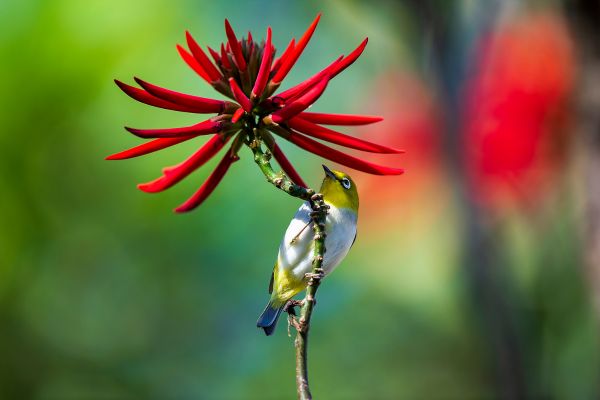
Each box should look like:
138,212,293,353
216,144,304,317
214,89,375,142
319,165,359,212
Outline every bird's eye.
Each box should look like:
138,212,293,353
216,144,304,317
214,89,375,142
341,178,351,189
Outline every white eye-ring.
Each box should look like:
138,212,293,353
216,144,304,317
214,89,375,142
341,178,351,189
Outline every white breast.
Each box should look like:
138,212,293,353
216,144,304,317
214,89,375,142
276,201,357,281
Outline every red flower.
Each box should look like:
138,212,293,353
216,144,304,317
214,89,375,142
463,12,575,211
108,14,403,212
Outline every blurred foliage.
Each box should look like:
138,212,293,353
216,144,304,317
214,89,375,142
0,0,598,399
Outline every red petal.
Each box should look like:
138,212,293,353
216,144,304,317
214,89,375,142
288,117,403,153
106,136,194,160
224,19,247,71
207,46,221,65
275,129,404,175
298,112,383,126
271,14,321,84
115,79,208,113
185,31,222,81
329,38,368,79
247,38,255,57
271,142,307,187
134,77,224,113
138,135,229,193
125,119,223,139
271,39,368,102
274,56,342,102
251,27,273,98
271,39,295,76
228,78,251,112
174,152,239,212
220,44,232,69
271,78,329,123
231,107,244,123
176,45,211,83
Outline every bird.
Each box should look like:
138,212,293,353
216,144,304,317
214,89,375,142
257,165,359,336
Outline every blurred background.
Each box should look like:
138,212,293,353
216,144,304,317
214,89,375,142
1,0,599,398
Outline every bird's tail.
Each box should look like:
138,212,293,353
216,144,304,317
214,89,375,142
257,300,284,336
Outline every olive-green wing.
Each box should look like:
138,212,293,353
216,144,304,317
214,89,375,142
268,263,276,294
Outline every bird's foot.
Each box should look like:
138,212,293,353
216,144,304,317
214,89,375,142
305,268,324,281
283,299,303,315
310,193,324,202
286,305,304,335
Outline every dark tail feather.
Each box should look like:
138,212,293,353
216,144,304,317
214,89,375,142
257,301,284,336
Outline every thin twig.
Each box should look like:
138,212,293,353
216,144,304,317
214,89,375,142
249,131,327,400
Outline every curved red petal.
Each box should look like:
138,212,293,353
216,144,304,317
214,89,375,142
106,136,195,160
174,153,239,212
224,19,247,71
298,112,383,126
228,78,251,112
207,46,221,65
271,142,307,187
276,129,404,175
231,107,245,123
271,39,367,103
271,14,321,84
176,45,211,83
288,117,403,154
220,44,232,69
138,135,229,193
251,27,273,98
185,31,222,81
274,56,342,102
271,78,329,123
329,38,368,79
115,79,208,113
271,38,295,75
125,119,222,139
134,77,224,113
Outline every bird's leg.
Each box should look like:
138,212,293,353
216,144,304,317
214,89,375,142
304,267,324,281
285,300,304,334
284,299,304,315
303,267,325,308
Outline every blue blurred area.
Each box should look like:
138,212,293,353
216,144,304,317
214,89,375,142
1,0,598,398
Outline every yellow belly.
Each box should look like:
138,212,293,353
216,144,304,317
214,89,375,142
271,265,307,306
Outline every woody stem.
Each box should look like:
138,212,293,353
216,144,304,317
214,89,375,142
249,132,327,400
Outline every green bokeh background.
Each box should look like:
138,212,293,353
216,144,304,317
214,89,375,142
1,0,598,399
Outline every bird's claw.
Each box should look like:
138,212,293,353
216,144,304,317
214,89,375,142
310,209,326,216
305,268,324,281
283,299,304,315
285,301,305,335
310,193,324,202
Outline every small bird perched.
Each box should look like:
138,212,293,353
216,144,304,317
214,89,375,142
257,165,359,336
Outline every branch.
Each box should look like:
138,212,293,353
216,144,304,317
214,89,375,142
249,130,327,400
249,130,313,201
294,197,327,400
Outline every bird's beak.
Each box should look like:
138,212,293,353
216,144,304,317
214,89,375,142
322,164,336,179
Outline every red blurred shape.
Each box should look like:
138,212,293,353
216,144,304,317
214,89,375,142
352,72,443,233
463,12,575,211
